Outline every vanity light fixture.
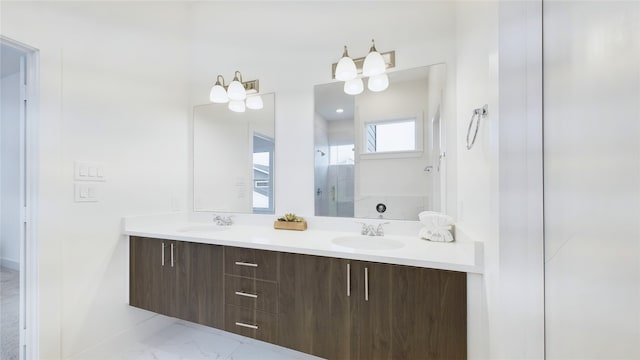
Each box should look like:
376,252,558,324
332,39,395,96
336,108,344,113
209,71,262,112
362,39,386,77
368,73,389,92
245,94,264,110
335,46,357,81
344,78,364,95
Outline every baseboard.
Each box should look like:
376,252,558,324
0,258,19,271
66,314,177,360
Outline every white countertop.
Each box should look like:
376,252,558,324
123,219,483,274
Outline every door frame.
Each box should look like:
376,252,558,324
1,35,40,360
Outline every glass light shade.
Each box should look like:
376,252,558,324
367,73,389,92
246,94,264,110
209,84,229,103
344,78,364,95
227,80,247,101
363,51,386,77
228,100,246,113
335,56,357,81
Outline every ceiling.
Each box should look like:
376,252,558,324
314,81,355,122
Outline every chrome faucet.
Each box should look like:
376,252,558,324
213,214,233,226
357,222,388,236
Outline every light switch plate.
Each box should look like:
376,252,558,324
74,183,100,202
74,161,106,182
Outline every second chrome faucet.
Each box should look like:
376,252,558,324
357,222,389,236
213,214,234,226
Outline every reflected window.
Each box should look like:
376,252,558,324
253,134,274,214
329,144,355,165
366,118,416,153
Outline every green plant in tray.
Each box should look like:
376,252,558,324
277,213,305,222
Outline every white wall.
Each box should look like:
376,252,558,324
1,2,190,358
455,2,499,358
544,1,640,358
456,2,545,359
1,72,21,270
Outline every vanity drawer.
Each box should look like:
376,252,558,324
224,304,278,343
224,275,278,314
224,246,279,281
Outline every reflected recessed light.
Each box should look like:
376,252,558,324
336,108,344,113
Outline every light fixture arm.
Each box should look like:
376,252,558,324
342,45,349,58
233,70,243,83
215,75,226,86
331,50,395,80
369,39,377,53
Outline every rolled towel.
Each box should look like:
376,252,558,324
419,226,454,242
418,211,454,242
419,211,454,228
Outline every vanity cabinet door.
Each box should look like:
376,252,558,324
175,241,224,329
277,252,358,360
356,262,467,360
129,236,173,315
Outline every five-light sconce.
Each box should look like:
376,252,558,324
209,71,263,112
332,39,396,95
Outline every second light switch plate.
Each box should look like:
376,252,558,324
75,161,106,182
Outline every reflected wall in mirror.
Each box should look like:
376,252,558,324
314,65,446,220
194,93,275,214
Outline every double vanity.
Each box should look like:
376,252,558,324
124,218,481,359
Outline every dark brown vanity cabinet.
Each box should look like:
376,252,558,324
223,246,280,343
278,253,358,360
129,237,224,328
130,238,467,359
129,236,170,315
277,253,467,360
355,261,467,360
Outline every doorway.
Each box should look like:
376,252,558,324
0,36,38,360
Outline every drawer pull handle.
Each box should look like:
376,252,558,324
364,267,369,302
170,243,175,267
161,242,165,267
235,261,258,268
235,322,258,330
346,263,351,297
235,291,258,299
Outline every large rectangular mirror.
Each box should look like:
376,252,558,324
314,64,446,220
194,93,275,213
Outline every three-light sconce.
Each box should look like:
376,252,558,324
209,71,263,112
332,39,396,95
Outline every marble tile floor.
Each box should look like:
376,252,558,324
1,266,20,360
78,321,324,360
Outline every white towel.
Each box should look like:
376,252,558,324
418,211,454,242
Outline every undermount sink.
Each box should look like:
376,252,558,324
332,235,405,250
175,224,227,233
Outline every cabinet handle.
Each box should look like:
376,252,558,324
170,243,174,267
161,242,165,267
235,261,258,268
364,267,369,302
235,291,258,299
235,322,258,330
346,263,351,297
